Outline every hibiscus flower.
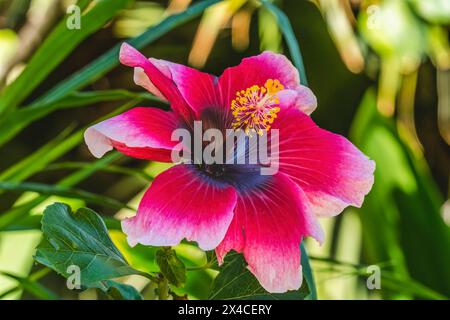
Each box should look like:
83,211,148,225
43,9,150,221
84,43,375,293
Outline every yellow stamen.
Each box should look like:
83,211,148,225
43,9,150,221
230,79,283,136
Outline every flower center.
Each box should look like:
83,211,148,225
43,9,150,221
200,163,226,178
231,79,283,136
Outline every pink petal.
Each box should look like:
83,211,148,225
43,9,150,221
272,106,375,217
218,51,316,114
135,59,221,117
84,107,178,162
119,43,193,120
133,60,170,102
278,86,317,115
122,165,237,250
216,173,323,293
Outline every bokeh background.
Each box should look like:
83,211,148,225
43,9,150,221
0,0,449,300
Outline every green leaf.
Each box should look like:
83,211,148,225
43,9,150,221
97,280,143,300
34,203,146,287
209,252,310,300
111,232,159,274
35,90,160,109
3,214,121,232
379,271,448,300
258,6,282,52
0,271,59,300
156,248,187,287
27,0,221,110
0,96,139,188
0,0,131,116
0,125,78,182
0,152,121,231
300,242,317,300
261,0,308,86
111,233,215,299
0,181,130,210
0,0,219,146
0,97,140,209
309,256,447,300
45,161,153,182
0,90,162,147
350,89,450,297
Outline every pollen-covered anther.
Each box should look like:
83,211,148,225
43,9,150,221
231,79,283,136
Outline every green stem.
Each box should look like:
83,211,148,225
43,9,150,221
158,277,170,300
186,262,214,272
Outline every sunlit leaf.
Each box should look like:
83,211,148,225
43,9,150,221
96,280,143,300
350,89,450,298
261,0,308,85
0,125,77,183
300,242,317,300
0,0,131,116
0,152,121,231
34,203,146,287
46,161,153,182
209,252,310,300
27,0,221,110
0,181,130,210
0,271,59,300
0,90,162,147
156,248,187,287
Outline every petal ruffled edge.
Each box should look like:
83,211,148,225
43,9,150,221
278,86,317,115
272,106,375,217
84,107,179,162
134,59,221,118
218,51,317,115
119,43,194,120
216,172,323,293
122,165,238,251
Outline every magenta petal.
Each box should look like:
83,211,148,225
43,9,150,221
135,59,221,117
119,43,193,120
277,86,317,115
216,173,323,293
122,165,237,250
84,107,178,162
273,107,375,217
133,59,171,102
218,51,315,114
